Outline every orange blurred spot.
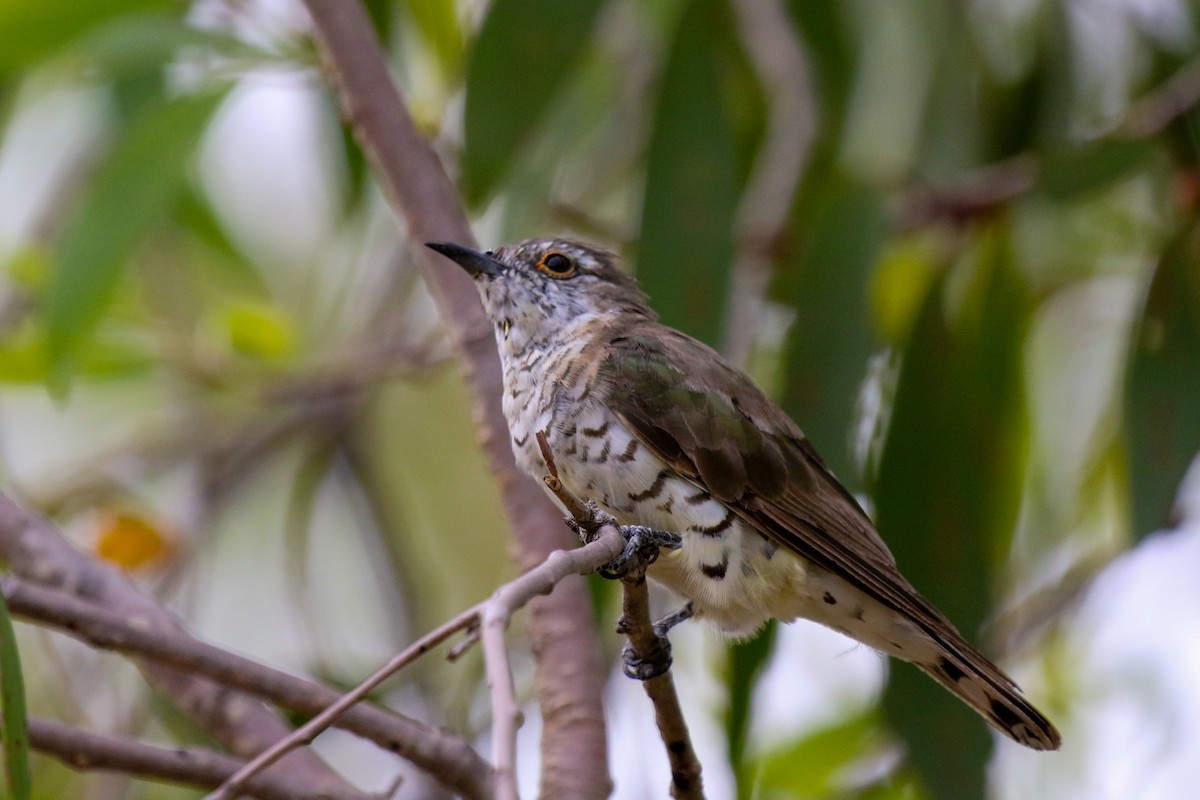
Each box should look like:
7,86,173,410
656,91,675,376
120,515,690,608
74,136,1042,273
94,511,173,572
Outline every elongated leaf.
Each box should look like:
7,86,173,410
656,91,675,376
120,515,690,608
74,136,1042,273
873,225,1031,800
72,12,260,79
462,0,606,205
725,620,775,798
0,0,167,73
1125,220,1200,537
785,0,856,127
0,592,30,800
779,176,887,485
636,0,740,346
45,91,225,386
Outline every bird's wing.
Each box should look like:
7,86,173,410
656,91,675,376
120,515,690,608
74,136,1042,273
594,321,1062,751
595,322,977,655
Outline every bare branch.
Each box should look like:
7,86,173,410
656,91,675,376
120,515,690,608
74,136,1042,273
0,492,359,798
1123,54,1200,137
206,527,627,800
618,575,704,800
298,2,613,794
896,57,1200,232
894,155,1037,233
0,570,490,798
534,448,704,800
28,716,368,800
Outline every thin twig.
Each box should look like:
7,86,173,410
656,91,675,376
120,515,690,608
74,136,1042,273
895,57,1200,232
1123,54,1200,137
895,155,1037,232
0,575,491,799
28,716,368,800
205,610,482,800
206,527,627,800
480,605,520,800
299,2,613,795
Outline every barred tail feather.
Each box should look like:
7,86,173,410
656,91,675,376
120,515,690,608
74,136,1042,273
921,651,1061,751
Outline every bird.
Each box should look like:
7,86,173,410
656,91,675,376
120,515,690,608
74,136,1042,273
426,237,1061,751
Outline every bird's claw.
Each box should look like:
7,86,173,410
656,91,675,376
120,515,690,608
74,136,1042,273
621,638,672,680
565,501,618,544
598,525,681,580
616,604,693,681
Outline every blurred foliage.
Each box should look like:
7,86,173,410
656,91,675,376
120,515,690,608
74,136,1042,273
1126,218,1200,536
875,226,1031,800
0,0,1198,798
0,591,31,800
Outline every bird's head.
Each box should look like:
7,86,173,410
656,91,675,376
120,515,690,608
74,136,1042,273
426,238,653,348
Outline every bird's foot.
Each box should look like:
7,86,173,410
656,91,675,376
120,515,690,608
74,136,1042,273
564,501,679,579
564,500,617,544
597,524,681,580
617,603,694,681
621,639,671,680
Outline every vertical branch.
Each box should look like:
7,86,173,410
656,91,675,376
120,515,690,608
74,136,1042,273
620,576,705,800
296,5,612,794
722,0,817,367
536,438,705,800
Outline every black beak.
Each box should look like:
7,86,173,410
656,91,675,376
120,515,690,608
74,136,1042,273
425,241,507,278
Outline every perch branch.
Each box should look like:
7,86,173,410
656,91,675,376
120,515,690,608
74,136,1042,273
618,575,705,800
536,434,705,799
299,1,613,795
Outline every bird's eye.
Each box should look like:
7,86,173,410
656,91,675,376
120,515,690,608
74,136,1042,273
537,252,577,278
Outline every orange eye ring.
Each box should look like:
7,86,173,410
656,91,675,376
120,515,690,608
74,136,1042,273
536,251,576,278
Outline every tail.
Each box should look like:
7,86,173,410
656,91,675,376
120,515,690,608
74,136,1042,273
921,646,1061,751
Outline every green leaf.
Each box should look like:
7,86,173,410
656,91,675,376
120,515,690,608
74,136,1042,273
44,90,226,388
753,710,884,798
779,175,888,485
873,224,1031,800
636,0,740,346
1039,138,1156,200
462,0,606,205
1125,219,1200,537
726,621,776,798
785,0,856,130
0,0,168,73
70,11,261,80
0,592,30,800
403,0,465,79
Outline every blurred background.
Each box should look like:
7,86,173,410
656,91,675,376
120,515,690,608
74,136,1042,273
1,0,1199,797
